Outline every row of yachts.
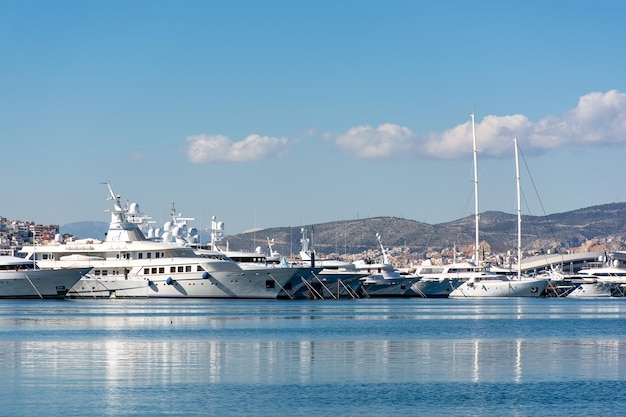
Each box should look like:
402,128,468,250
2,183,625,300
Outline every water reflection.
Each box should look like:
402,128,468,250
3,336,624,392
2,299,626,387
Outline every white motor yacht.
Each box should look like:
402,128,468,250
408,260,476,298
567,256,626,297
354,233,419,297
0,251,89,299
19,183,297,299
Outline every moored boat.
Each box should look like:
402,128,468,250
287,227,366,299
0,251,89,299
566,256,626,297
408,260,477,298
449,119,548,298
354,233,419,297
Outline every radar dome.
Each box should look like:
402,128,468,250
129,202,140,214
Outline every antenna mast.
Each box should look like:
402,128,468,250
472,112,480,266
514,137,522,279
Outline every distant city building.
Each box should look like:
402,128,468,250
0,217,59,250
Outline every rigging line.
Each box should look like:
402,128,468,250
518,142,566,268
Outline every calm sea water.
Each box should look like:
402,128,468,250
1,297,626,417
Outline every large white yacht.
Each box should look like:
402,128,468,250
0,251,89,299
19,183,298,299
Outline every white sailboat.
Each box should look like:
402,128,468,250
450,119,548,297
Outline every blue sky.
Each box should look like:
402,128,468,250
2,1,626,235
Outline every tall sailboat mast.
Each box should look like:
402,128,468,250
472,112,480,266
514,137,522,279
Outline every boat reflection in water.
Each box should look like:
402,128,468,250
10,329,622,386
2,298,626,417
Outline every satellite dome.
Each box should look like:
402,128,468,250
129,202,140,214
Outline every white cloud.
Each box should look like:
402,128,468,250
423,114,535,158
333,123,417,159
330,90,626,159
186,134,289,163
185,90,626,163
560,89,626,144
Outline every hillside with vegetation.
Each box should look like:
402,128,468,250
61,202,626,260
216,202,626,259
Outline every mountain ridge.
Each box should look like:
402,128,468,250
61,202,626,258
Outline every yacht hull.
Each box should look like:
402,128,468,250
566,281,615,297
67,267,298,299
285,272,365,299
0,268,89,299
409,278,462,298
449,278,548,298
359,276,416,297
